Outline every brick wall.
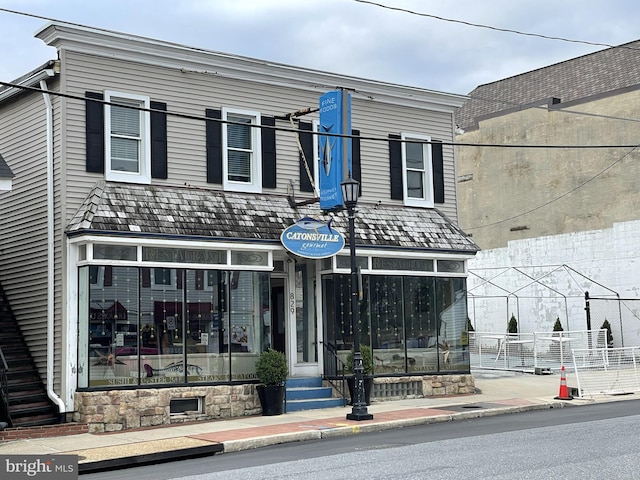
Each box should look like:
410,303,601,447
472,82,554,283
0,423,88,442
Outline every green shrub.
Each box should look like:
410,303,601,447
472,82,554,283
508,314,518,334
255,348,288,385
553,318,563,332
345,344,374,376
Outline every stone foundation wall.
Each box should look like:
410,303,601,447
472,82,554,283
74,375,476,433
74,385,261,433
328,374,476,402
422,374,475,396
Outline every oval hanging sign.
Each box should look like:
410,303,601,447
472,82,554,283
281,217,345,259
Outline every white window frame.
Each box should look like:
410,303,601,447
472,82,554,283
222,107,262,193
401,132,434,208
104,90,151,184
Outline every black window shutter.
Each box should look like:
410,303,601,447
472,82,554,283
388,134,403,200
351,129,361,195
261,116,276,189
206,109,222,184
299,121,314,192
85,92,104,173
150,101,168,179
432,140,445,203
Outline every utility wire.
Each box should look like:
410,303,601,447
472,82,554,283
354,0,640,51
3,79,639,150
465,145,640,230
4,5,640,127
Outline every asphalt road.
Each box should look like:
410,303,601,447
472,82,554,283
85,399,640,480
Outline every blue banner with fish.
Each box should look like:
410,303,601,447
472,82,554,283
319,90,351,211
280,216,345,259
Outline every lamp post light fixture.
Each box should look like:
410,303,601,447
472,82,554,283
341,177,373,421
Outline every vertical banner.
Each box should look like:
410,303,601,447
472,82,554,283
319,90,351,211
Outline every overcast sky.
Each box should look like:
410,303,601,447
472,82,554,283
1,0,639,95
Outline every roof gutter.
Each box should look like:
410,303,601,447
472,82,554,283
0,66,56,103
40,76,66,415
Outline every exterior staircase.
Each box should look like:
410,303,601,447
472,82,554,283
0,284,59,428
285,377,346,412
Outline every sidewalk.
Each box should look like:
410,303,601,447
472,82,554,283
0,370,632,473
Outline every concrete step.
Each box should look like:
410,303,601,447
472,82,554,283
286,397,346,412
286,386,333,401
284,377,346,412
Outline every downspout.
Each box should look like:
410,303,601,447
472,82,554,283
40,78,66,414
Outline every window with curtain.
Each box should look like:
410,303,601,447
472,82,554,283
104,90,151,184
227,114,252,182
401,132,434,207
110,98,142,172
222,107,262,193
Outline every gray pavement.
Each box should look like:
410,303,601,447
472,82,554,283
0,369,634,473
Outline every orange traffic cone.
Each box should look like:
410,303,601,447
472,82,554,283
554,365,573,400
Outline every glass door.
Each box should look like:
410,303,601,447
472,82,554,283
288,260,320,376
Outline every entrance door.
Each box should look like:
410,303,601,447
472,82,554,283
288,261,320,376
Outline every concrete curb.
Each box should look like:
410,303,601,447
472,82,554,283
220,402,570,449
77,401,574,473
78,443,224,474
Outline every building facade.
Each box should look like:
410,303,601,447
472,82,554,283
0,22,477,430
455,40,640,342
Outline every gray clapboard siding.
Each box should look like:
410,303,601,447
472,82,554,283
60,50,460,222
0,91,51,378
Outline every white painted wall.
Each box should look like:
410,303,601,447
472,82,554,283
467,219,640,347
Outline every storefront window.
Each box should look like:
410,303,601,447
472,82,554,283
79,267,269,388
436,277,469,370
86,266,140,387
229,271,270,381
370,276,405,374
322,273,469,376
403,277,437,373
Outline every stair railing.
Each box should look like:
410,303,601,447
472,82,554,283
321,341,347,406
0,347,10,426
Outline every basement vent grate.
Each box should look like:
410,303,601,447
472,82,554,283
170,398,202,414
373,381,422,399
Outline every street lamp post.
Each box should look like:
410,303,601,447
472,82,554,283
341,177,373,421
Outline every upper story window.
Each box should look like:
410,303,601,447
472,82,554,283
222,107,262,193
401,133,434,208
388,133,444,207
104,91,151,184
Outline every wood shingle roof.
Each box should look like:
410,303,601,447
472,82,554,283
67,182,478,254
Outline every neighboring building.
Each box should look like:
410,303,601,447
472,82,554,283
0,22,477,431
455,40,640,343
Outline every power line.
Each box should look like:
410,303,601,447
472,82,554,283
354,0,640,51
4,4,640,128
464,145,640,230
3,79,639,150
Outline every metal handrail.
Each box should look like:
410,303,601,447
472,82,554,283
0,346,10,425
321,341,347,406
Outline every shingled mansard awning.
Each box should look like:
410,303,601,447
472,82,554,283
66,182,479,254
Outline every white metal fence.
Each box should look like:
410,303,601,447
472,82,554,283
470,329,607,373
572,346,640,398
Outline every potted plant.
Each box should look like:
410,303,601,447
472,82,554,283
345,344,374,405
255,348,288,416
